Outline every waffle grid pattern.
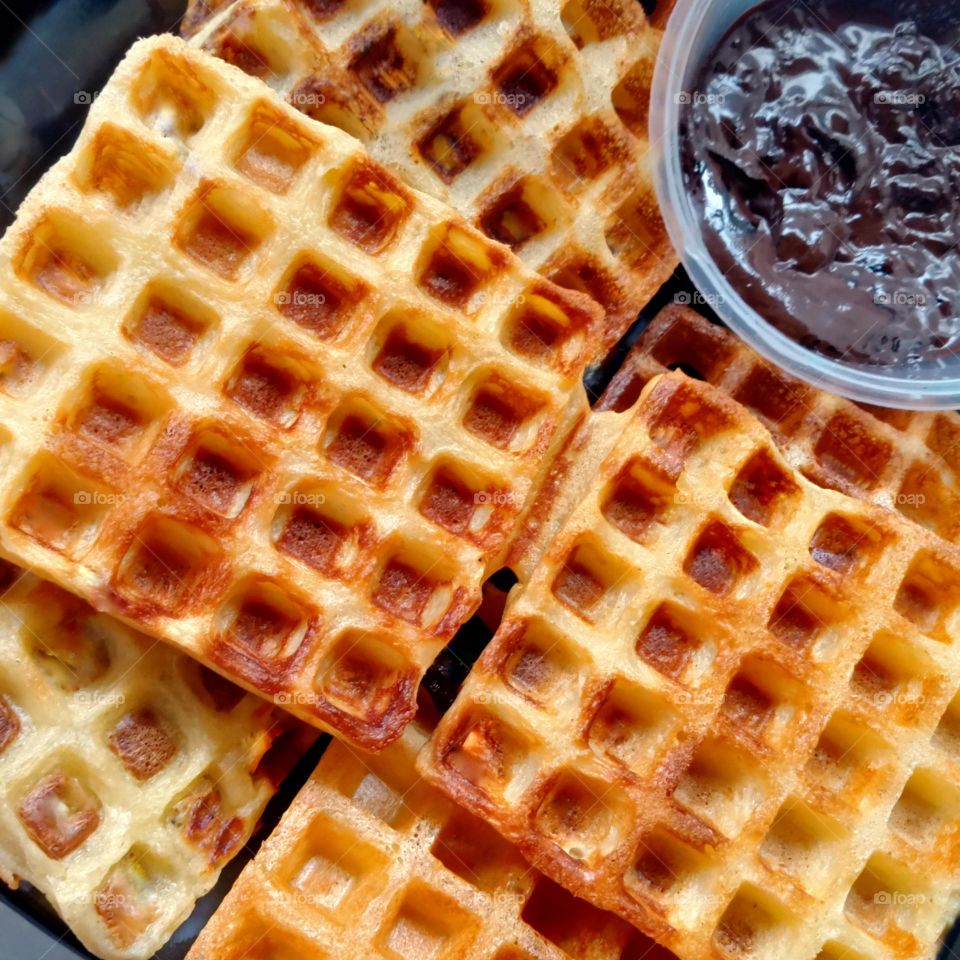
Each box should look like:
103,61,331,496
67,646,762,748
182,0,677,347
187,723,678,960
0,35,603,748
0,560,306,960
599,305,960,546
421,373,960,960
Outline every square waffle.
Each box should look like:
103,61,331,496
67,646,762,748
0,558,310,960
180,0,678,348
599,304,960,545
0,34,605,748
420,372,960,960
186,721,677,960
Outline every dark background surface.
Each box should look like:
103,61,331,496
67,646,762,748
0,1,958,958
0,0,186,229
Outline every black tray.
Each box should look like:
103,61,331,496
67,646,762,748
0,2,959,958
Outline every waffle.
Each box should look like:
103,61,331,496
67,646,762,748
599,304,960,545
0,34,605,749
180,0,677,348
420,371,960,960
187,721,677,960
0,558,310,960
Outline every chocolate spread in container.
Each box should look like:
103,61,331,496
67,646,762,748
681,0,960,366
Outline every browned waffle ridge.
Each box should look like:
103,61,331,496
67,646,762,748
180,0,678,350
0,35,608,749
421,371,960,960
187,721,679,960
599,304,960,546
0,559,310,960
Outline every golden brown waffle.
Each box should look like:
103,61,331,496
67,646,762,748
180,0,677,348
599,305,960,545
0,35,604,748
0,559,310,960
187,721,677,960
421,372,960,960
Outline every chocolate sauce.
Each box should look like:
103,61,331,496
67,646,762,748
682,0,960,366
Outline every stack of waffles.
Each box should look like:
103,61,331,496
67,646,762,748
0,1,675,952
598,304,960,546
0,2,957,960
421,372,960,960
180,0,677,346
187,722,677,960
0,31,610,746
0,559,312,960
190,367,960,960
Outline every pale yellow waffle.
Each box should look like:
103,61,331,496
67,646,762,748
420,372,960,960
0,34,604,748
599,304,960,545
0,558,310,960
187,721,678,960
180,0,677,348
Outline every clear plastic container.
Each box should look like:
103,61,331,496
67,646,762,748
649,0,960,410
